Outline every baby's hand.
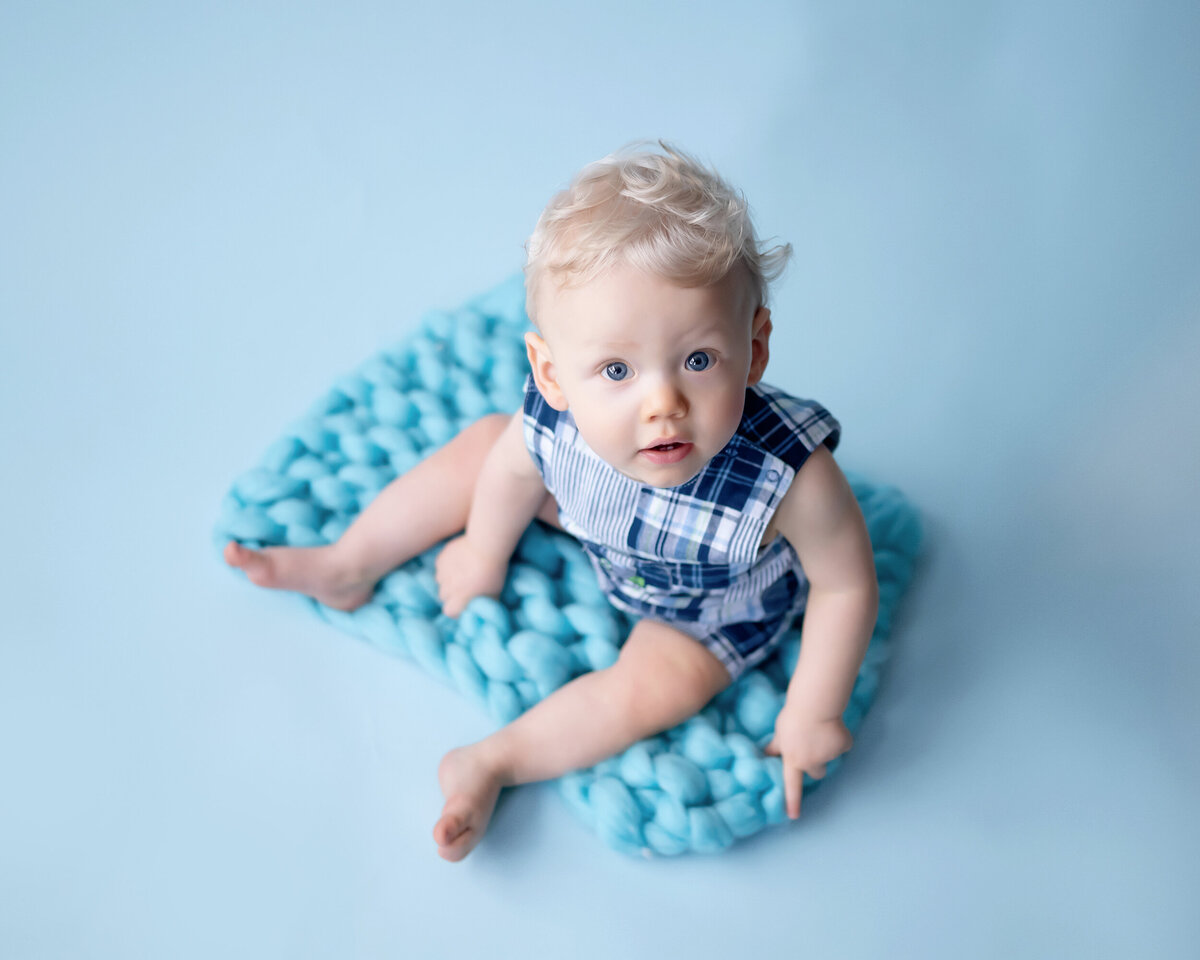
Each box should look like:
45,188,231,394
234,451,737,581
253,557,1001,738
765,705,853,820
435,535,509,618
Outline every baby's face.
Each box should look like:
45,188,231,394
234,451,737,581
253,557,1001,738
528,263,769,488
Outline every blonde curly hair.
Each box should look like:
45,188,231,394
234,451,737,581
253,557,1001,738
524,141,792,324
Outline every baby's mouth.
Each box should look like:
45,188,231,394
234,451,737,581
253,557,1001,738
639,441,694,464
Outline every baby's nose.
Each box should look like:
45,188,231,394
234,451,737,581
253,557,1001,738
642,379,688,420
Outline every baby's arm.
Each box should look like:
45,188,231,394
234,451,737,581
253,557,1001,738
767,446,879,818
435,411,549,616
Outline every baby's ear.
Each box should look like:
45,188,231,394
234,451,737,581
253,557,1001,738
747,307,772,385
525,331,569,410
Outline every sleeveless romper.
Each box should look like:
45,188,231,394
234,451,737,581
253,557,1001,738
522,376,840,680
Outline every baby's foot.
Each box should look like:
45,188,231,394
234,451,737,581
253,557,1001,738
432,745,504,862
223,542,376,611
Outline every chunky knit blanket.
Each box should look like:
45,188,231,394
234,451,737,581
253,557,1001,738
214,275,922,857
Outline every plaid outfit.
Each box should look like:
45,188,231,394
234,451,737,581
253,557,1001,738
522,376,841,679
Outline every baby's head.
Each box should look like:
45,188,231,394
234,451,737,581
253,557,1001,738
523,141,791,327
523,143,793,488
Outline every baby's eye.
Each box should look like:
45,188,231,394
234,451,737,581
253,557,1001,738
602,361,630,381
685,351,712,372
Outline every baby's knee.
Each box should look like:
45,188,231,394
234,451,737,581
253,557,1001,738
610,626,730,724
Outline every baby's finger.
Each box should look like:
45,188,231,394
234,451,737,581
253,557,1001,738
784,762,804,820
439,584,463,617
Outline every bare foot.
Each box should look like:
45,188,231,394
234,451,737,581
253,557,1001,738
433,745,504,862
223,541,377,611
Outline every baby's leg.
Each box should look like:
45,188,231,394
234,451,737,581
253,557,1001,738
433,619,731,861
224,413,512,609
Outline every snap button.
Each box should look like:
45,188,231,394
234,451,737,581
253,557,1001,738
766,469,781,482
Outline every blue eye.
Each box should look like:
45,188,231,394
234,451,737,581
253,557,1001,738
685,351,711,372
603,361,629,381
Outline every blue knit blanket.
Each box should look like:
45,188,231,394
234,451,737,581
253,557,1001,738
214,274,922,857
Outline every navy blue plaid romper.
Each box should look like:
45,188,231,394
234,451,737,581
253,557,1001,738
522,376,841,680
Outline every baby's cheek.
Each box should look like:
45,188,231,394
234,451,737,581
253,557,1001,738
574,411,624,458
715,391,747,435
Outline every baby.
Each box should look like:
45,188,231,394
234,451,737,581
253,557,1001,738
225,143,878,861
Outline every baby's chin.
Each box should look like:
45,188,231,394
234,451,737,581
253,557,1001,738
615,455,707,490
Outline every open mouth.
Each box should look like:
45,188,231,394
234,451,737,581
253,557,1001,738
640,441,694,464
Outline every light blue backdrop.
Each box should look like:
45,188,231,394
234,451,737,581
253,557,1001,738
2,2,1197,957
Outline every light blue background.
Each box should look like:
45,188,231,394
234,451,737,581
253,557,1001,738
3,2,1197,957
